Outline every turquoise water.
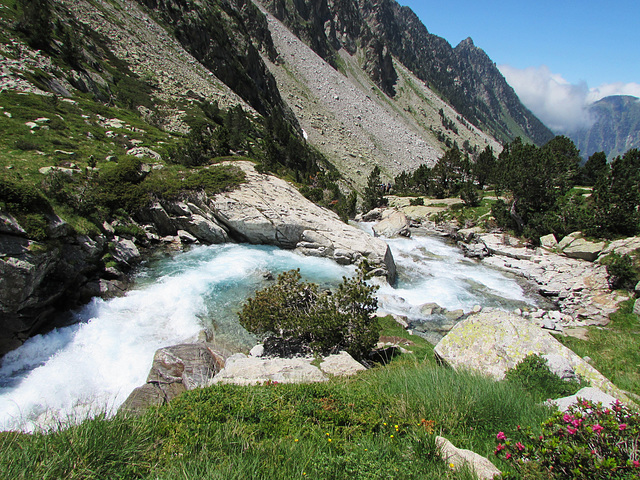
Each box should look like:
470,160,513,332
0,236,535,431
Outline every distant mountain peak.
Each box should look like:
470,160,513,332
564,95,640,159
457,37,475,48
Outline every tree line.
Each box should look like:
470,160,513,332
389,136,640,242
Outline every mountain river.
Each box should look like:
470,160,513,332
0,230,540,431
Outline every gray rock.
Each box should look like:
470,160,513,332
212,353,327,386
634,298,640,316
550,387,619,412
435,436,502,480
0,212,26,236
542,354,578,382
175,214,229,244
540,233,558,250
443,309,465,322
372,210,411,238
113,237,140,265
249,344,264,357
177,230,198,244
319,351,366,376
120,343,225,415
213,162,395,280
126,147,162,161
562,238,606,262
420,302,443,316
434,311,632,404
557,231,583,250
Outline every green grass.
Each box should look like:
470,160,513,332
0,319,557,480
559,300,640,397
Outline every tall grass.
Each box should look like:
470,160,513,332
0,360,553,479
0,318,557,479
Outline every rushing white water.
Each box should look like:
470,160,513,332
0,234,536,432
378,235,533,319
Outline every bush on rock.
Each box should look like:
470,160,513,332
238,267,379,360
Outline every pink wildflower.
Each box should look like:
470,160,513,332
591,424,604,434
567,427,577,435
505,453,512,460
496,432,506,441
619,423,627,431
563,413,572,423
515,442,525,451
495,444,505,452
633,460,640,468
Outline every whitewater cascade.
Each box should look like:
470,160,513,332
0,234,536,432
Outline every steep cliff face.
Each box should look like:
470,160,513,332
134,0,297,125
259,0,554,145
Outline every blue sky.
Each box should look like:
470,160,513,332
396,0,640,132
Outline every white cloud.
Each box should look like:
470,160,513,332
587,82,640,103
498,65,592,132
498,64,640,133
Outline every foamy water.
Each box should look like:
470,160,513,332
0,235,535,431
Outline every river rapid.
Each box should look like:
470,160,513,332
0,232,539,432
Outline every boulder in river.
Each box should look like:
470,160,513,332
372,210,411,238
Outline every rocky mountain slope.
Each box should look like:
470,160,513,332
259,0,554,147
0,0,551,354
565,95,640,160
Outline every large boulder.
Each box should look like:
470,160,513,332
212,162,396,280
372,210,411,238
434,311,632,404
0,223,106,356
119,343,225,415
174,214,229,243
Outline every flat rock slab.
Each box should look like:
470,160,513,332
434,311,632,404
214,161,396,280
212,353,328,386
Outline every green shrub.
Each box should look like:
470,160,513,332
409,197,424,206
504,354,586,403
238,266,379,360
0,176,51,214
495,399,640,479
14,137,41,151
459,182,481,207
600,253,638,291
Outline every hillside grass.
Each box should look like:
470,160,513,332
559,299,640,398
0,318,557,480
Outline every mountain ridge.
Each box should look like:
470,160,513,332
259,0,554,146
564,95,640,160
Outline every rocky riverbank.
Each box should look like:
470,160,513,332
0,161,395,357
366,201,636,340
